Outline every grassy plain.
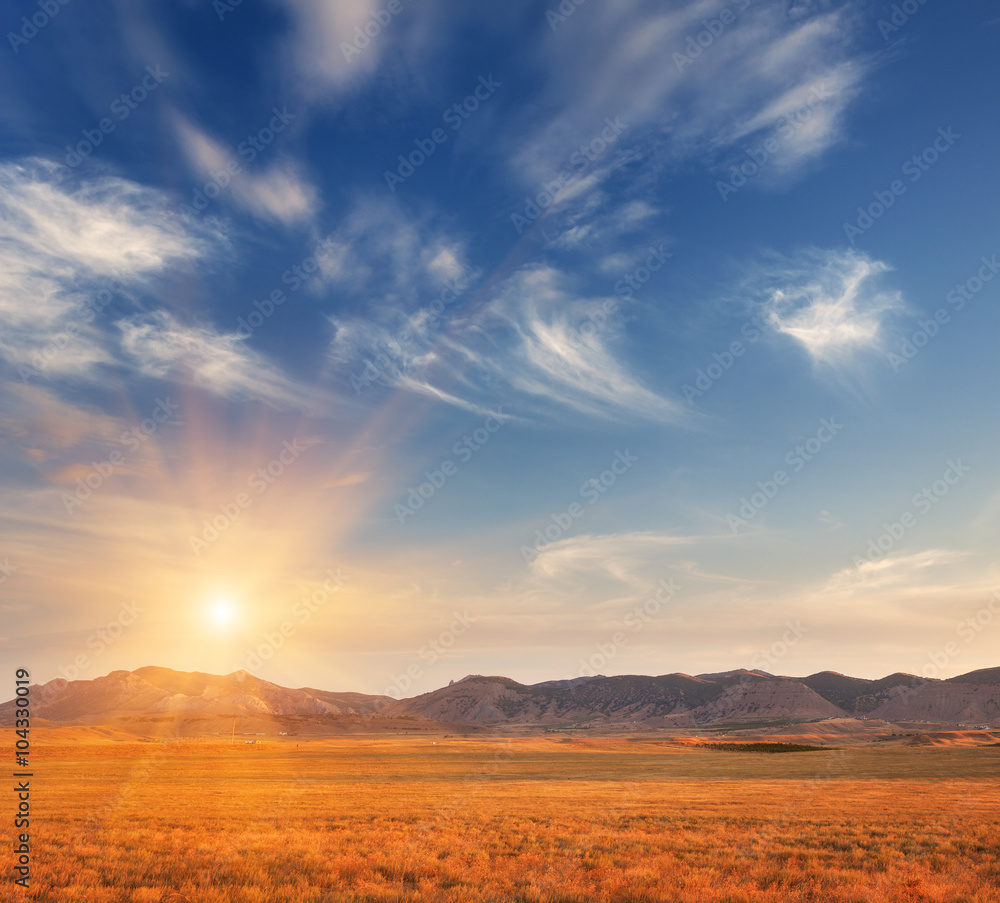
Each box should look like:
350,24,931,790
15,733,1000,902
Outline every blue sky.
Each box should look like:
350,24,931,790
2,0,999,695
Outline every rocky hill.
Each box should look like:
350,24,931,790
800,669,1000,724
384,670,849,726
380,670,846,726
0,666,394,723
3,665,999,730
383,668,1000,728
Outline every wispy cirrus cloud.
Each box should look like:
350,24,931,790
270,0,394,94
721,62,862,177
117,310,310,410
172,115,318,225
0,158,314,411
0,158,209,379
475,2,873,267
528,531,706,587
319,197,678,421
455,264,682,423
513,0,870,184
266,0,870,189
330,243,683,423
545,197,661,251
320,197,471,303
752,248,904,365
826,548,971,594
0,159,198,272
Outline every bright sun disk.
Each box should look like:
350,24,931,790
208,597,237,626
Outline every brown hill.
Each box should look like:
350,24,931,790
800,671,917,713
3,665,999,731
947,667,1000,686
800,670,1000,725
867,682,1000,724
383,671,845,727
0,666,393,724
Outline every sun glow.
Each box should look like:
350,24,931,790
207,596,238,628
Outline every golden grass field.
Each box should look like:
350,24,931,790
14,732,1000,903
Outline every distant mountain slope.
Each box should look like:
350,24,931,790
298,687,394,714
947,667,1000,686
800,671,917,713
383,671,846,726
2,665,998,728
800,670,1000,723
867,682,1000,724
0,666,390,723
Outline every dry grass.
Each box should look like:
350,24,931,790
16,735,1000,902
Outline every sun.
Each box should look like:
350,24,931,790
207,596,239,628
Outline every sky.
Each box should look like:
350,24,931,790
1,0,999,697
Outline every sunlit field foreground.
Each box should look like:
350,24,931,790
27,735,1000,902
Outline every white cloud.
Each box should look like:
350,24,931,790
826,548,970,594
320,197,472,301
0,158,207,379
330,253,683,424
720,62,863,177
271,0,387,93
323,200,682,421
172,116,317,225
529,531,703,587
318,200,677,422
0,157,317,412
118,310,308,409
754,248,904,364
546,196,660,250
473,265,682,422
511,1,869,184
267,0,870,191
0,161,195,272
323,199,479,394
269,0,483,99
463,2,872,265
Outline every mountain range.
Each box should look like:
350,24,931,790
4,665,1000,734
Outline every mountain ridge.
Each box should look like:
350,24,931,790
4,665,1000,730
